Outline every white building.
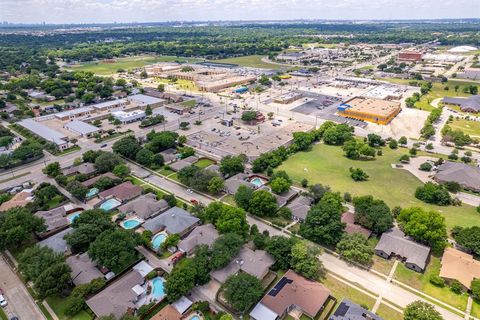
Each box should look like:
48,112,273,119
18,119,69,150
64,120,101,138
112,110,146,124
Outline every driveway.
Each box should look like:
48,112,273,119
0,255,45,320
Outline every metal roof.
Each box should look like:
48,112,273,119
64,120,100,135
19,119,68,146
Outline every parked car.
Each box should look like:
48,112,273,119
0,294,7,307
100,144,107,148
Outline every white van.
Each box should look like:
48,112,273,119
0,294,7,307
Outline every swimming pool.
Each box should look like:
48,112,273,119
99,198,121,211
151,232,168,250
151,277,166,299
67,211,82,223
250,177,265,187
86,187,99,198
190,316,200,320
122,218,142,229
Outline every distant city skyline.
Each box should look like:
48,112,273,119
0,0,479,24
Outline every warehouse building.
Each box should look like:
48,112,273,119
64,120,101,138
398,50,423,62
18,119,69,150
112,110,146,124
274,92,303,104
338,97,401,125
127,94,165,109
54,107,94,121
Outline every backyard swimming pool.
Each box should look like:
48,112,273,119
99,198,121,211
151,232,168,250
67,211,82,223
86,187,99,198
250,177,266,187
122,218,142,229
151,277,166,299
190,316,200,320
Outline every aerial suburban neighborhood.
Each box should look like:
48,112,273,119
0,3,480,320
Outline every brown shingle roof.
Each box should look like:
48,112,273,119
259,270,331,318
150,305,182,320
341,211,372,238
81,172,118,187
98,182,143,202
439,247,480,290
0,190,33,212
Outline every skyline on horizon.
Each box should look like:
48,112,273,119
0,0,479,25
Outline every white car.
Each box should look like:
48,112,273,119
0,294,7,307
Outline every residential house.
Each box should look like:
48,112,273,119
67,252,104,286
177,224,219,256
434,162,480,193
375,228,430,272
34,206,70,237
159,148,177,164
150,305,182,320
81,172,118,188
39,227,73,254
250,270,332,320
341,211,372,238
272,188,298,208
0,189,33,212
61,163,96,177
439,247,480,291
286,195,311,222
142,206,200,236
118,194,169,220
169,159,193,172
98,182,143,203
86,270,146,319
224,173,255,195
211,247,275,284
329,299,384,320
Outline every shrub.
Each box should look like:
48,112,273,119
419,162,432,172
301,178,308,188
443,181,461,193
343,192,352,203
450,280,464,294
429,275,445,287
350,167,369,181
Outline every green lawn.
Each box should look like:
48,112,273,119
470,299,480,318
182,99,197,108
212,55,286,70
0,308,7,320
380,78,478,111
158,167,176,177
47,195,64,209
67,55,201,75
393,256,468,311
375,303,403,320
278,142,480,230
46,295,93,320
323,274,376,310
194,158,216,169
449,118,480,138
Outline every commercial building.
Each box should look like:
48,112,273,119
338,97,401,125
18,119,70,150
398,50,423,62
112,110,146,124
91,99,130,112
145,63,182,75
250,270,332,320
64,120,101,138
274,92,303,104
127,94,165,109
375,228,430,272
54,107,94,121
458,68,480,81
439,248,480,291
442,95,480,113
362,85,403,100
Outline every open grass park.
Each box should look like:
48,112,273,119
278,142,480,231
67,55,202,75
449,118,480,138
212,55,287,70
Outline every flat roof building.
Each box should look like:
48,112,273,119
398,51,423,62
112,110,146,124
55,107,94,121
64,120,101,138
18,119,69,149
127,94,165,109
91,99,129,112
362,85,403,100
338,97,401,125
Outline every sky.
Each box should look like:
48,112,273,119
0,0,479,24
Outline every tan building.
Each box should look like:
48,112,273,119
338,96,401,125
439,247,480,291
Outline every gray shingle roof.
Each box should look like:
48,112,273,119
375,228,430,270
118,194,169,220
177,224,219,254
67,253,104,286
329,299,384,320
34,206,68,232
142,206,200,234
443,95,480,112
39,227,73,254
435,161,480,192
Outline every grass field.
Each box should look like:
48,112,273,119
449,118,480,138
68,55,201,75
211,55,286,70
278,142,480,230
46,295,93,320
380,78,478,112
393,256,469,311
323,274,376,310
375,303,404,320
156,77,198,92
194,158,216,169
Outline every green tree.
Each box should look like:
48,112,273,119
210,233,244,269
18,245,64,281
112,136,141,159
113,164,131,178
471,279,480,299
249,190,278,217
397,207,447,253
222,273,263,312
42,161,61,177
388,139,398,149
241,110,257,122
419,162,433,171
291,241,325,280
266,235,297,270
350,167,369,181
145,105,152,116
353,195,393,234
135,149,155,167
67,180,89,201
220,155,245,177
452,226,480,256
34,262,71,298
300,192,345,246
270,176,291,194
0,207,46,250
336,233,373,266
89,229,140,273
404,301,443,320
398,136,408,145
208,176,225,194
234,185,253,211
165,259,196,303
415,182,452,206
94,152,123,173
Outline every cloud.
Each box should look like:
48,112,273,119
0,0,478,23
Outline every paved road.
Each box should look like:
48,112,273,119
0,255,45,320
